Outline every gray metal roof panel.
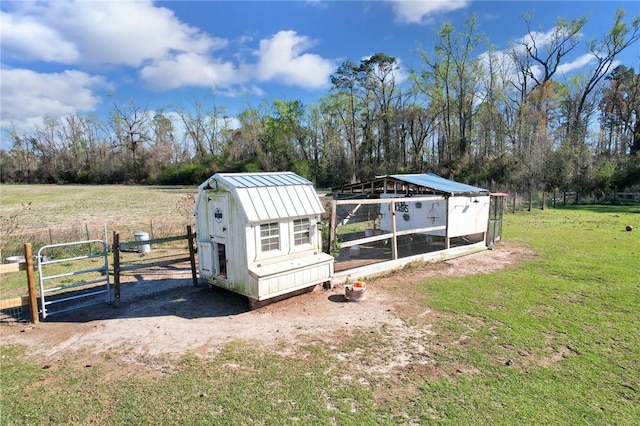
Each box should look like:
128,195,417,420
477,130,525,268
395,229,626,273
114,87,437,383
389,173,489,195
218,172,311,188
210,172,324,222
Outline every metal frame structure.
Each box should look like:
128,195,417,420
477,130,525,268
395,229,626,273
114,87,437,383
37,240,111,319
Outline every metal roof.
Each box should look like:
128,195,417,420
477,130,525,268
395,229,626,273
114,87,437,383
216,172,312,188
204,172,325,222
389,173,489,196
333,173,490,196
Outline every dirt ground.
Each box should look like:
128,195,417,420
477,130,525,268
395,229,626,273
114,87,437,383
0,244,532,375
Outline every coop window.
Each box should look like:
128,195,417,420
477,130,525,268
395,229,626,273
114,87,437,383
293,218,310,245
260,222,280,251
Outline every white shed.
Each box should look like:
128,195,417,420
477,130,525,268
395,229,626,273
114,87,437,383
194,172,334,305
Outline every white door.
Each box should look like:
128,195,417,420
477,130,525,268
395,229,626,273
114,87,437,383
198,242,213,276
208,195,230,282
208,195,228,240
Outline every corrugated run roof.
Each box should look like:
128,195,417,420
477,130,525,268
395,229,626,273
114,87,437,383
211,172,325,222
389,173,489,196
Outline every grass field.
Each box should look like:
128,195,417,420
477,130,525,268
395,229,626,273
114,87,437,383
1,185,197,299
1,185,639,424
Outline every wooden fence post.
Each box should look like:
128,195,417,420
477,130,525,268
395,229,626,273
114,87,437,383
329,200,337,256
390,199,399,259
445,197,451,250
187,225,198,286
113,231,121,299
24,243,39,324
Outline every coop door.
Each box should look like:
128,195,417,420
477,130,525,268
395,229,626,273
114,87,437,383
208,195,228,240
198,242,213,276
215,243,227,279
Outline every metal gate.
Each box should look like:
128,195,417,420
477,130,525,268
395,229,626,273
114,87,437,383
488,193,508,247
37,240,111,319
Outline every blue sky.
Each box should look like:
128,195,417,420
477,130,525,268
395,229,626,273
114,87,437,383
1,0,639,143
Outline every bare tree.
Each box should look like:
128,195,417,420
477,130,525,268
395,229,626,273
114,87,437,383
568,9,640,146
111,100,152,183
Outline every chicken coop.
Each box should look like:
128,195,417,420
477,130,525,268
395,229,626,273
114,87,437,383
330,173,496,280
194,172,334,306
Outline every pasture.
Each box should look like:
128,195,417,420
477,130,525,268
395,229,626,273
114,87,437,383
1,184,639,424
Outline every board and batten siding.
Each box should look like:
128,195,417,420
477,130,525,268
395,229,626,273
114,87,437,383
195,172,332,302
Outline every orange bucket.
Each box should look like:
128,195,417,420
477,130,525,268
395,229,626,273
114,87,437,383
352,281,366,290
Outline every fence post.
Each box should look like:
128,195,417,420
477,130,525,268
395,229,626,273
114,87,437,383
390,199,399,259
113,231,121,299
24,243,39,324
187,225,198,286
445,197,451,249
104,224,109,252
329,200,337,256
85,224,92,255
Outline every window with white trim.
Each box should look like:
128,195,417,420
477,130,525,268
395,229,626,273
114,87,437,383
260,222,280,251
293,218,310,246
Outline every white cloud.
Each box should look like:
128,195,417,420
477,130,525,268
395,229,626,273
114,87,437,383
557,53,595,76
388,0,470,24
1,2,335,92
140,53,241,90
0,67,107,134
513,26,584,56
255,30,334,89
0,11,79,62
0,2,336,138
1,0,222,67
473,20,596,95
140,30,334,92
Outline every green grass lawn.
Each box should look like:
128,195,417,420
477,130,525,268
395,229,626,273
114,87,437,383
1,205,639,425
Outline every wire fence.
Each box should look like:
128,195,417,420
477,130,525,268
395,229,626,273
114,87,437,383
503,191,640,213
1,217,195,261
329,196,486,274
0,224,197,323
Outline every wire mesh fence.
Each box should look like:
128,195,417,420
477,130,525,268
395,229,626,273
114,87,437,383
330,196,485,273
504,190,640,213
0,220,198,323
0,304,29,323
0,219,195,322
1,217,195,261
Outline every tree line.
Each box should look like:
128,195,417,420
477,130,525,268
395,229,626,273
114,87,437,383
2,10,639,199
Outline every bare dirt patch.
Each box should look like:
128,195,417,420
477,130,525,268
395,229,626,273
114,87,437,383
1,243,534,376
